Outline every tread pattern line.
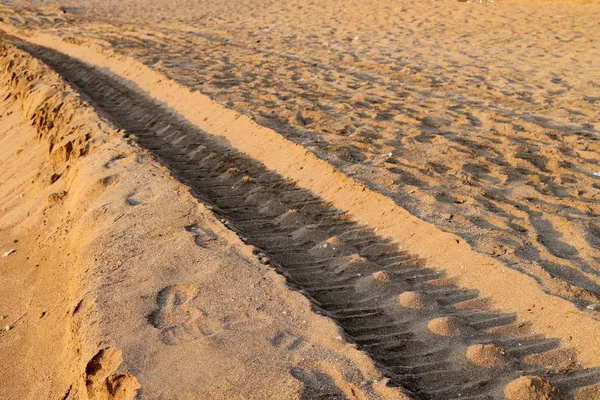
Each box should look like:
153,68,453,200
18,41,600,400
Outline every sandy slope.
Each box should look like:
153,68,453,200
0,43,407,400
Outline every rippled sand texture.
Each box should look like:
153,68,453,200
5,0,600,307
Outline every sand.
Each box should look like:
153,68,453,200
3,0,599,308
0,43,408,399
0,0,600,398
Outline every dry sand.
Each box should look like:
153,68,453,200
3,0,599,308
0,0,600,399
0,43,407,399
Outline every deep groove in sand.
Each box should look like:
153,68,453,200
18,42,600,399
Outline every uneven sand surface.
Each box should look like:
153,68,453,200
1,0,600,399
0,43,408,400
0,31,599,400
2,0,599,309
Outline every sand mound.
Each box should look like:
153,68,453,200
290,225,330,245
372,270,392,281
333,253,379,275
427,316,474,337
396,291,439,310
465,343,510,368
309,236,355,257
275,209,313,229
504,376,562,400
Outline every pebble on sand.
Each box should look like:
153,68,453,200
2,248,16,257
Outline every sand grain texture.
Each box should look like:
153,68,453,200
1,0,600,398
0,42,406,400
2,0,599,309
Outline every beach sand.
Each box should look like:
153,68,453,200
0,0,599,398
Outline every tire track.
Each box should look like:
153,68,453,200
17,42,600,399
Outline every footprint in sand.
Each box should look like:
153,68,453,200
184,224,219,248
270,331,305,351
149,284,272,345
149,284,219,345
85,347,140,400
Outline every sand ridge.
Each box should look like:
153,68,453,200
0,32,597,398
1,0,600,398
1,0,599,310
6,22,599,367
0,41,410,400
